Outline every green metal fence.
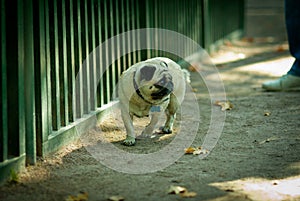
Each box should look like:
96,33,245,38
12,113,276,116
0,0,244,183
203,0,244,52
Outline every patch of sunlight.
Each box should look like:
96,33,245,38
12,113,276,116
211,51,247,65
234,57,295,77
210,176,300,201
208,57,295,84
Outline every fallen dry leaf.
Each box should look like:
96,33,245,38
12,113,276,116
264,112,271,116
168,185,197,198
276,45,285,52
192,88,198,92
184,147,209,155
108,195,125,201
193,147,209,155
224,40,233,47
258,136,280,144
188,65,201,72
215,101,233,111
65,192,88,201
180,191,197,198
241,37,254,43
168,185,187,194
184,147,196,154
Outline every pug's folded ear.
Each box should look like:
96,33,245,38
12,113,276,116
140,66,156,81
160,61,168,68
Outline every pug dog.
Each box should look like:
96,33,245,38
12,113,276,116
118,57,190,146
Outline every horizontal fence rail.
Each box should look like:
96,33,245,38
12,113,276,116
0,0,244,182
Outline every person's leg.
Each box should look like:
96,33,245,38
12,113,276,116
285,0,300,76
262,0,300,91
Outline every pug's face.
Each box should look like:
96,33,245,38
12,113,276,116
137,63,174,101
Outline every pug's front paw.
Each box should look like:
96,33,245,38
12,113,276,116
122,136,136,146
161,126,172,134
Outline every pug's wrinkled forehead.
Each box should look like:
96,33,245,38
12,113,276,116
139,59,170,82
144,59,168,69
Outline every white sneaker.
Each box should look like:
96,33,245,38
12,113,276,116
262,74,300,91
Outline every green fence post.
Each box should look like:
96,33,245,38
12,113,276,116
17,0,26,162
1,0,8,164
35,0,50,156
90,0,97,111
114,0,120,77
103,0,110,104
45,0,53,137
109,0,116,100
77,0,84,118
24,0,36,165
53,0,61,130
83,0,90,114
97,0,104,107
70,0,76,122
120,0,127,72
62,0,69,126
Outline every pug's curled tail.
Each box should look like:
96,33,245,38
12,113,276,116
182,69,191,83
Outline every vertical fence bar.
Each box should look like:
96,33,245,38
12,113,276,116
77,0,84,118
154,0,159,57
125,0,132,66
54,0,61,128
89,0,97,111
203,0,211,50
114,0,122,79
83,1,90,114
136,0,141,62
120,0,127,71
52,0,61,130
17,0,26,158
24,0,36,164
188,0,192,55
5,0,17,158
145,0,151,58
69,0,76,122
0,0,8,162
103,0,110,104
62,0,69,125
109,0,116,100
35,0,49,155
130,0,136,64
90,0,97,111
45,0,53,136
97,0,104,107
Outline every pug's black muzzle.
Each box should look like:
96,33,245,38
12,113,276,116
151,82,174,100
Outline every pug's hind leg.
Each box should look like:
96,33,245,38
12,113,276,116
139,109,162,138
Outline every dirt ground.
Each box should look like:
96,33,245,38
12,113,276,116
1,39,300,201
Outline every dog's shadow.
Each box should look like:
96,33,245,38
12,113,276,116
95,107,180,154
